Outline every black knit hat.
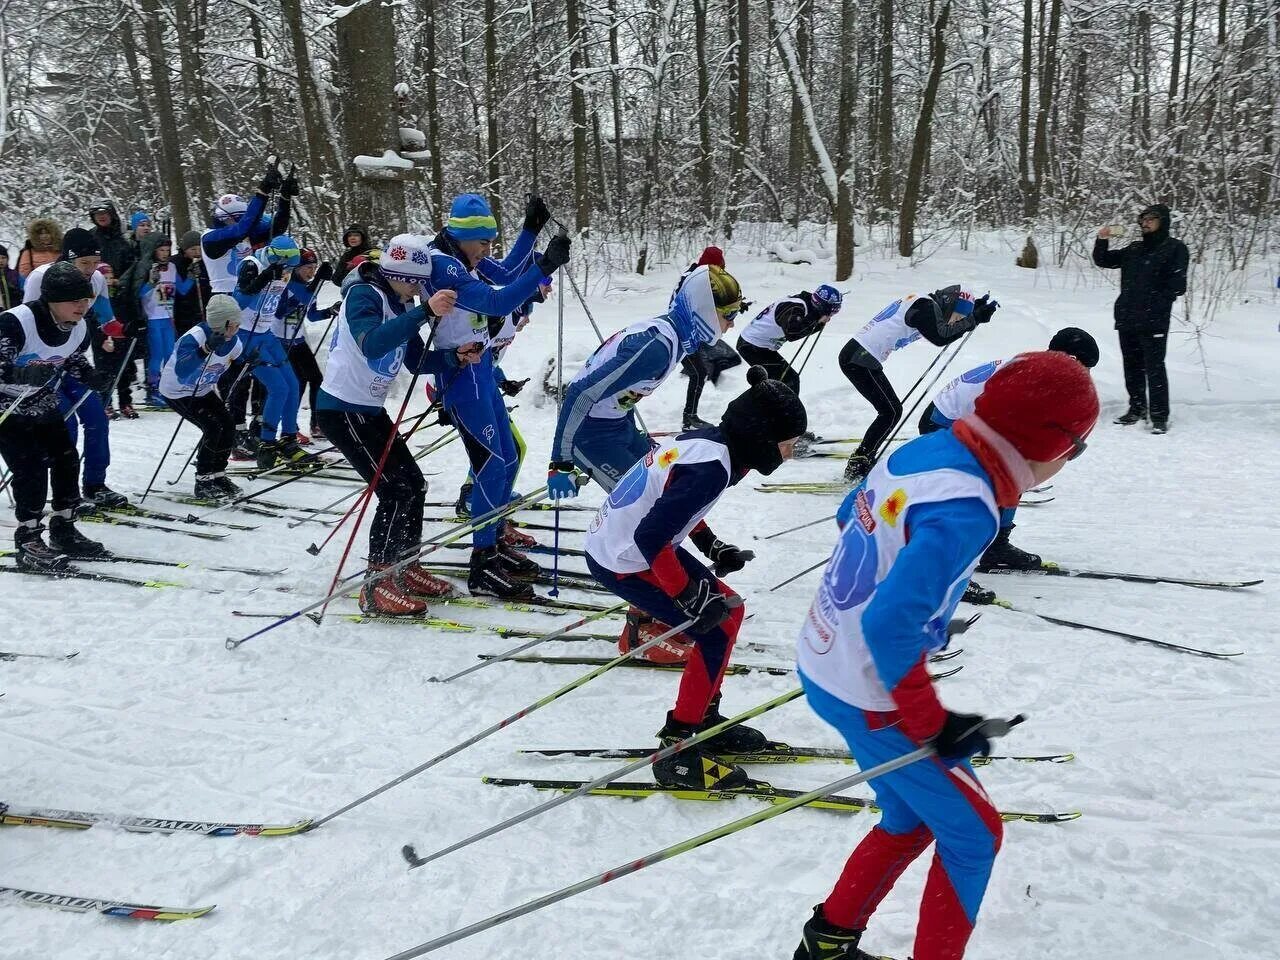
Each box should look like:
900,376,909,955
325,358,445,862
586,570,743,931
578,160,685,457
42,261,93,303
1048,327,1100,368
60,227,100,261
718,366,807,476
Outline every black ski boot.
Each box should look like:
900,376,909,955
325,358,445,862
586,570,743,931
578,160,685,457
652,711,750,790
962,578,997,605
275,435,310,463
255,439,281,471
212,474,243,499
697,692,771,753
468,546,535,599
843,453,873,484
47,515,110,560
496,543,541,580
83,484,129,509
978,525,1042,571
454,481,473,519
195,475,234,502
792,904,875,960
1150,420,1169,435
231,429,258,461
1114,407,1145,425
14,524,69,572
682,413,714,431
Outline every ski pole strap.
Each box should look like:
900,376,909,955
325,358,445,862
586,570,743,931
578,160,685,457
309,612,703,830
402,687,803,870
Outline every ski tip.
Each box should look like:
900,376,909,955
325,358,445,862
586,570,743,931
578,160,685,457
400,844,422,867
306,545,321,556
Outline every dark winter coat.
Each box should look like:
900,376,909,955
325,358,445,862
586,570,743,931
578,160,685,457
89,203,139,327
1091,205,1189,333
334,223,372,282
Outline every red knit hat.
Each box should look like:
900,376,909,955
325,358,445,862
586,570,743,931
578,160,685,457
697,245,726,268
973,351,1100,462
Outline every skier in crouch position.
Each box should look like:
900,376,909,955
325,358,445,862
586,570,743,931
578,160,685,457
792,351,1099,960
919,326,1100,572
313,234,464,617
735,284,842,397
584,366,808,790
0,262,115,567
839,284,997,484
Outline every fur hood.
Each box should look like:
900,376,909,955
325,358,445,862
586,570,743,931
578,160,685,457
25,217,62,252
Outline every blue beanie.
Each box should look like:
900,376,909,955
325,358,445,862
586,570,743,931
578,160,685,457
130,210,152,230
445,194,498,241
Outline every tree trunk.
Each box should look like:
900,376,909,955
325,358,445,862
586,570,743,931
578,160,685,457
117,21,164,202
1018,0,1034,215
1031,0,1061,210
565,0,591,232
171,0,215,211
874,0,894,216
787,0,811,227
608,0,626,217
484,0,503,232
834,0,857,281
248,10,275,135
728,0,750,235
422,0,444,221
693,0,714,228
899,0,952,257
281,0,339,194
336,0,407,238
138,0,192,234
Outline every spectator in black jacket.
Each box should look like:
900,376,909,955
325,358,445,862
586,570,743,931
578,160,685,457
171,230,209,335
334,223,372,282
1092,203,1189,434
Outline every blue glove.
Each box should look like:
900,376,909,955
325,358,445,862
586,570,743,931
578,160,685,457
547,462,579,501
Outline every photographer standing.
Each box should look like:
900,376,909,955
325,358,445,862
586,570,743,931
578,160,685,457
1092,204,1189,434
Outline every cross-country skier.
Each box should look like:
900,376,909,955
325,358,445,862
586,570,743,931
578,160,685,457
424,193,568,599
839,285,997,484
0,261,116,567
736,284,842,396
24,228,130,508
791,350,1099,960
313,234,465,617
159,295,245,502
669,246,742,430
547,262,743,499
274,248,332,443
584,365,807,789
917,327,1099,572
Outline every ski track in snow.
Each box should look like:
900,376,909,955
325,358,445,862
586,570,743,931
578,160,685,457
2,240,1277,960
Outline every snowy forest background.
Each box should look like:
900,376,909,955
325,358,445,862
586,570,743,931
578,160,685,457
0,0,1277,289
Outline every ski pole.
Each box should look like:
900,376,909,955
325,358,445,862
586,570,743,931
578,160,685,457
795,324,825,376
769,553,828,592
225,485,549,650
379,716,1024,959
428,601,628,683
871,330,975,462
551,227,567,597
401,687,802,869
307,611,710,830
759,511,836,541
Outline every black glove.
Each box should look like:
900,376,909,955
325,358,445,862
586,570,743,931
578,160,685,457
314,262,334,286
204,329,229,352
258,158,283,194
674,579,734,634
281,164,299,198
437,406,453,428
539,234,571,274
707,539,754,577
973,295,999,324
499,377,529,397
79,366,112,393
523,195,551,234
932,711,992,760
6,363,57,388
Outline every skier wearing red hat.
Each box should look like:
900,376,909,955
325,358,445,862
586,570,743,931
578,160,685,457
792,351,1099,960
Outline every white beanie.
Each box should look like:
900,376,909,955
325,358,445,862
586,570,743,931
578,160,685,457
380,233,435,284
205,294,240,334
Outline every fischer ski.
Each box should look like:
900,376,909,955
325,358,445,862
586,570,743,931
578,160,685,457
984,601,1244,659
516,745,1075,766
1,802,311,836
440,595,617,616
0,549,280,578
0,884,214,921
93,503,258,532
981,561,1262,590
443,542,588,559
476,653,792,676
0,650,79,661
0,562,197,592
76,511,229,542
417,562,605,593
481,777,1080,823
424,515,590,535
230,611,475,632
425,499,594,514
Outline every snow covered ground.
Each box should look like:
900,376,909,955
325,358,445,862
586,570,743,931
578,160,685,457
3,234,1278,960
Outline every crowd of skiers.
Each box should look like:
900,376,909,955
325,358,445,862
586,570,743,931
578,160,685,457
0,180,1185,959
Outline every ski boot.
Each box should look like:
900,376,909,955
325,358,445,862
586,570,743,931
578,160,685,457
83,485,129,509
275,435,310,463
792,904,876,960
294,430,312,446
47,514,110,560
962,578,997,605
978,525,1042,571
309,419,325,441
255,439,282,470
696,692,771,753
212,473,243,499
231,429,258,461
359,565,429,617
145,392,167,408
1114,407,1145,426
682,413,714,431
119,404,139,419
1151,420,1169,435
14,524,69,572
402,562,455,599
843,453,873,484
498,520,538,549
104,404,120,421
496,543,541,580
454,481,473,519
468,546,534,599
652,711,749,790
195,474,234,502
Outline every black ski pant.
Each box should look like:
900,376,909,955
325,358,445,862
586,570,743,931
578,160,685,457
314,407,425,565
0,412,80,524
166,392,235,476
1118,327,1169,423
287,341,323,421
839,340,901,460
737,340,801,394
92,337,136,407
680,353,708,423
918,402,945,435
222,360,265,428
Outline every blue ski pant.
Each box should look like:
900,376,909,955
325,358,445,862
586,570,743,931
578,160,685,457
146,317,176,391
568,413,653,493
236,330,300,441
447,371,519,549
59,379,110,488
